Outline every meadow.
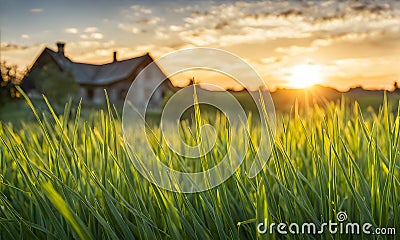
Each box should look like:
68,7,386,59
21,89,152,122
0,92,399,239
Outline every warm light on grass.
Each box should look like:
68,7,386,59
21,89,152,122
0,93,398,239
287,64,323,88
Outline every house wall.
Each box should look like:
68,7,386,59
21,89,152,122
77,86,107,104
78,87,87,99
146,67,166,110
93,88,104,104
126,64,166,111
76,64,167,110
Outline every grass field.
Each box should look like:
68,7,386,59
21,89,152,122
0,94,399,239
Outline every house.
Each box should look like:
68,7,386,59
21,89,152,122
21,42,170,109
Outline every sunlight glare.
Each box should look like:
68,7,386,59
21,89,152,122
287,64,323,88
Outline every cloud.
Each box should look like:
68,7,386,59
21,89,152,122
117,23,145,33
70,40,115,49
136,17,163,25
0,42,28,51
275,45,317,55
90,33,103,39
120,4,163,37
30,8,43,13
75,28,104,40
330,57,399,78
1,44,46,68
4,0,400,91
65,28,79,34
179,25,311,47
319,56,400,91
155,28,169,40
130,5,152,14
169,25,183,32
172,0,400,47
167,5,196,14
84,27,98,33
135,44,155,52
80,33,104,40
260,56,285,64
21,34,30,39
70,44,150,64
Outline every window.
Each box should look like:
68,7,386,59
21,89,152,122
87,88,94,100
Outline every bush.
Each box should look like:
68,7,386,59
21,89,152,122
0,61,24,106
33,62,78,101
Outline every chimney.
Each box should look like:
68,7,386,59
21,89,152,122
113,51,117,62
56,42,65,56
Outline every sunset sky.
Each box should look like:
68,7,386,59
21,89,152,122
1,0,400,91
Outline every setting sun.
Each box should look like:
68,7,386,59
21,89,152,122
287,64,323,88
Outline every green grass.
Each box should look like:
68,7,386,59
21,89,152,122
0,93,399,239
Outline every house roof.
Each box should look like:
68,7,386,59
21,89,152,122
42,48,153,86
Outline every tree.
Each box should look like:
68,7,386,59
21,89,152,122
0,61,25,105
31,62,79,101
